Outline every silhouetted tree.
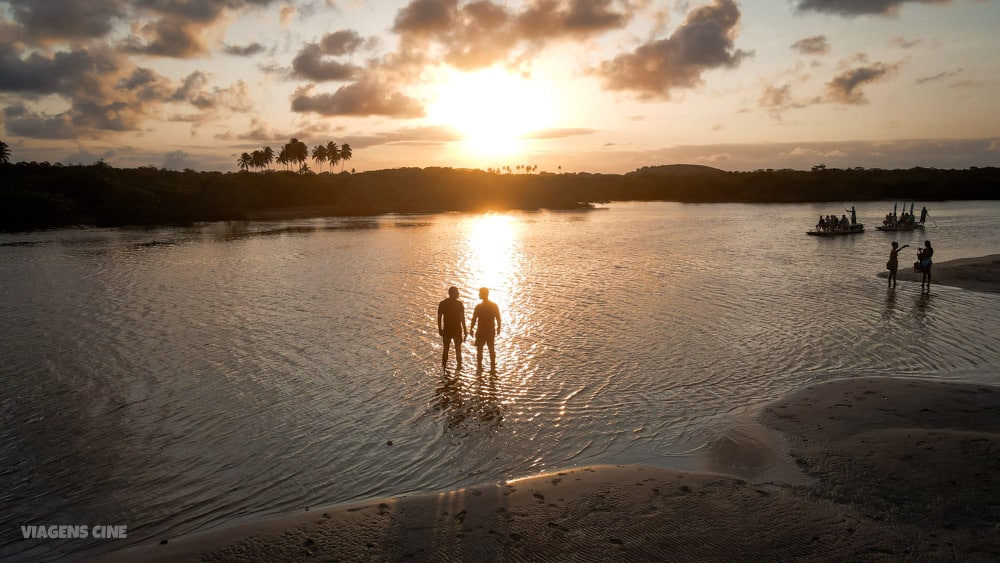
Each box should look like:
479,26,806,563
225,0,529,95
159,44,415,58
312,145,327,172
262,146,274,171
339,143,352,172
0,140,10,164
287,138,308,171
326,141,340,173
251,150,266,172
277,147,289,170
237,152,252,171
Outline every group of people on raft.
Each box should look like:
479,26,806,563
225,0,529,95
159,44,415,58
882,205,928,229
815,206,858,233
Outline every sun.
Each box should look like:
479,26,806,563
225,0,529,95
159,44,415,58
428,67,555,159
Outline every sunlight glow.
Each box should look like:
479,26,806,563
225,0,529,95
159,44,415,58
428,68,555,159
464,214,518,294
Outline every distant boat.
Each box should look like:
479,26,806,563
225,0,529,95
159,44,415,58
808,207,864,236
876,202,927,232
807,223,865,236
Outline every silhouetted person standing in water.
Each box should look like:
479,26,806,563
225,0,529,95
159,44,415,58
438,287,467,370
887,241,908,288
470,287,501,373
917,240,934,291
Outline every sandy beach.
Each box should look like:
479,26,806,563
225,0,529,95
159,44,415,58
95,375,1000,562
878,253,1000,293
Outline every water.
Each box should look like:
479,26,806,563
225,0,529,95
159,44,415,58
2,201,999,560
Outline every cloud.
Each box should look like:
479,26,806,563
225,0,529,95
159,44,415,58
3,105,77,139
0,43,249,138
123,0,280,57
6,0,126,44
0,46,175,136
162,149,194,170
888,36,923,49
792,0,952,17
791,35,829,55
291,31,365,81
290,81,425,117
388,0,635,71
914,68,962,85
594,0,751,98
826,62,897,104
521,127,598,139
345,125,464,149
223,42,267,56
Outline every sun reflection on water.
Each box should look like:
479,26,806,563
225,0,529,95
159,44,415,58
447,213,535,423
462,213,519,300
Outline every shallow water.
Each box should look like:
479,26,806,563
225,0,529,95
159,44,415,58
2,201,999,560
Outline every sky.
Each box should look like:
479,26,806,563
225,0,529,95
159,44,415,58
1,0,999,173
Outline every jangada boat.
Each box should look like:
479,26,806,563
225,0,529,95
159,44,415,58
807,223,865,236
808,207,864,236
876,203,928,232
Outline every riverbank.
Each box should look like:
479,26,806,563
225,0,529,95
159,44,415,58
3,161,999,231
878,253,1000,293
95,376,1000,562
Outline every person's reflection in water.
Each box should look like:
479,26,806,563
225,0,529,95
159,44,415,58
437,286,468,371
470,287,502,373
914,291,932,323
882,286,897,322
432,371,504,434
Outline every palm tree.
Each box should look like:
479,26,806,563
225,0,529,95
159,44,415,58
311,145,327,172
339,143,352,172
325,141,339,173
251,149,266,172
237,152,252,172
287,138,308,171
0,140,10,164
262,146,274,171
277,147,289,171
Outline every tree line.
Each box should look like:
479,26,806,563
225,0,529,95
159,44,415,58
238,138,353,174
2,139,999,231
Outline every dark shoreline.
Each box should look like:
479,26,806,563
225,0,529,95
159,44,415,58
2,162,999,232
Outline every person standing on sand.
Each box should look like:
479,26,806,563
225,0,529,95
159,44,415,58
917,240,934,290
470,287,501,373
887,241,909,288
437,287,467,370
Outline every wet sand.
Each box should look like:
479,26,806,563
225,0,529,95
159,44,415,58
95,376,1000,562
879,253,1000,293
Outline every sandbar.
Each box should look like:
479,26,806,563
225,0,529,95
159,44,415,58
878,253,1000,293
93,376,1000,562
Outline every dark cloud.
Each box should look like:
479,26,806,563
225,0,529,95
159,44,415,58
320,30,366,55
123,17,210,57
0,43,246,138
162,149,194,170
826,62,897,104
792,35,829,55
290,81,425,117
387,0,634,71
6,0,126,44
792,0,951,17
291,32,365,81
594,0,751,98
914,68,962,85
393,0,458,36
223,42,267,56
3,105,77,139
123,0,279,57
